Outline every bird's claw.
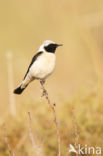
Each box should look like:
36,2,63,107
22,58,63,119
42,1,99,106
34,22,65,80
40,80,45,85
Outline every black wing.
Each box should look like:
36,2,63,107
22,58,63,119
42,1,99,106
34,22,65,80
23,51,43,80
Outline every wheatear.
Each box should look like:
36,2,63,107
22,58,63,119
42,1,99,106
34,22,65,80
14,40,62,94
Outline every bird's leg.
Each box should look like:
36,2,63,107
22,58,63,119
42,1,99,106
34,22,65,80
40,80,48,97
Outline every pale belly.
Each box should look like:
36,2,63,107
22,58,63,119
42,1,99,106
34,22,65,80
30,53,56,79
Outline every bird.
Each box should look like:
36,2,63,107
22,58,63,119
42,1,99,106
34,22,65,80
13,40,63,95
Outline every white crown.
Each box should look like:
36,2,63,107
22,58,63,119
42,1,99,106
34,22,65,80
38,40,56,51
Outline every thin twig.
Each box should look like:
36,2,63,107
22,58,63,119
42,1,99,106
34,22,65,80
14,133,28,152
28,112,45,156
40,134,48,147
72,108,79,156
3,124,15,156
40,80,61,156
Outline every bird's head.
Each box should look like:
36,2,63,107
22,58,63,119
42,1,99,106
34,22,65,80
39,40,63,53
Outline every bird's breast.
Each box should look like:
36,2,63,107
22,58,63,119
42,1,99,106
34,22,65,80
30,52,56,79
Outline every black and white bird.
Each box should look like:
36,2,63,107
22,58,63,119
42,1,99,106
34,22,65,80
13,40,62,95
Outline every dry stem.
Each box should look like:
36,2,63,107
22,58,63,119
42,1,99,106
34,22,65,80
6,51,16,117
3,124,15,156
40,80,61,156
14,133,27,152
28,112,45,156
72,108,79,156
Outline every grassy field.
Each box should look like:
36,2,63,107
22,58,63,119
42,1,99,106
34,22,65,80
0,0,103,155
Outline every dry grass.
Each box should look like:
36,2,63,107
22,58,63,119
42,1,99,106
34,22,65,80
3,124,15,156
28,112,45,156
0,0,103,156
72,108,79,156
0,86,103,156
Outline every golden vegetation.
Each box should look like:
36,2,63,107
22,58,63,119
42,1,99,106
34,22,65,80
0,0,103,155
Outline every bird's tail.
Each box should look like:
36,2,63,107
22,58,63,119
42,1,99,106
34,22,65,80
13,77,34,95
13,84,26,94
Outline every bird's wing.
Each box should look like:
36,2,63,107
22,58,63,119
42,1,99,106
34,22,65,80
23,51,43,80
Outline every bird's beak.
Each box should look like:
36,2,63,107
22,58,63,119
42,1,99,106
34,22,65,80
56,44,63,47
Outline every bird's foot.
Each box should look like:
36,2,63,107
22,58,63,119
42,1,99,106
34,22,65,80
40,79,45,85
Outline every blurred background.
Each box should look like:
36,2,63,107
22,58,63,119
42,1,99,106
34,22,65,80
0,0,103,155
